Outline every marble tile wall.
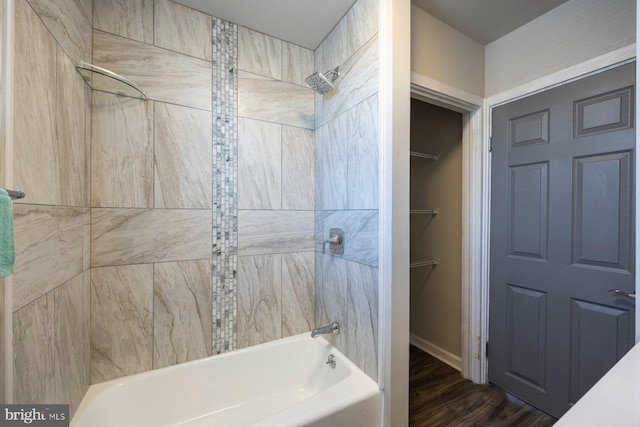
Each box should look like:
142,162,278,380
77,0,92,25
238,210,314,256
89,1,219,382
316,35,379,128
13,272,90,414
11,0,92,414
12,0,378,406
236,26,316,349
315,17,348,81
346,0,379,58
12,206,87,312
238,26,282,79
315,255,348,351
154,103,212,209
91,208,212,266
314,0,380,381
14,0,71,206
53,272,90,412
154,0,212,61
315,94,381,211
238,71,314,129
56,47,90,207
93,0,153,44
282,252,315,336
282,127,314,210
26,0,92,64
345,261,379,379
90,265,153,383
315,113,349,210
315,0,380,129
315,252,379,380
322,210,379,267
283,43,315,87
238,118,282,210
153,260,212,368
91,92,153,208
13,293,55,405
347,94,379,210
237,252,315,347
93,30,212,111
238,255,282,347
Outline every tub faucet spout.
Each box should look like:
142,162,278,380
311,321,340,338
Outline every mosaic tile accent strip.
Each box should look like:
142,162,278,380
212,18,238,354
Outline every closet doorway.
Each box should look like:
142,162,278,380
407,79,486,383
410,99,464,369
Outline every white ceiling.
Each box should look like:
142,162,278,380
411,0,569,45
173,0,569,49
172,0,357,50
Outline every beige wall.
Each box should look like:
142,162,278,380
409,99,462,358
485,0,635,96
411,5,485,97
412,0,635,97
11,0,91,414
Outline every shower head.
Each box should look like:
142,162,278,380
305,67,340,94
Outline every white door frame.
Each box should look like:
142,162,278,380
409,43,638,385
410,72,489,383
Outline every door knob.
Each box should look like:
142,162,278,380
608,289,636,301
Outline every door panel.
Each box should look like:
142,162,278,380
574,87,633,137
510,110,550,148
505,284,547,390
569,298,632,405
508,162,549,259
573,151,632,270
489,62,635,418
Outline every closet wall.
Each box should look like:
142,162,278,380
409,99,463,362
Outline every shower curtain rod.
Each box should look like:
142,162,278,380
2,188,25,200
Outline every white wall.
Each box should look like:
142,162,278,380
411,5,485,97
381,0,411,424
485,0,636,96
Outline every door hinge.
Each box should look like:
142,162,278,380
489,137,493,152
485,342,489,358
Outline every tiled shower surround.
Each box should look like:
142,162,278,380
11,0,92,415
9,0,380,415
314,0,380,381
235,24,316,349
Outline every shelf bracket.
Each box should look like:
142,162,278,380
410,151,440,161
409,259,439,269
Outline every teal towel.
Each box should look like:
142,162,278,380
0,188,15,278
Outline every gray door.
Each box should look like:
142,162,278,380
489,62,636,418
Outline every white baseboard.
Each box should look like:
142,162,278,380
410,333,462,372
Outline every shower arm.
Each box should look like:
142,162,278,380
324,67,340,81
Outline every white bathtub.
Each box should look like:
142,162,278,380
71,333,382,427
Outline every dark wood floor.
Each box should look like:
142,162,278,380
409,346,557,426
